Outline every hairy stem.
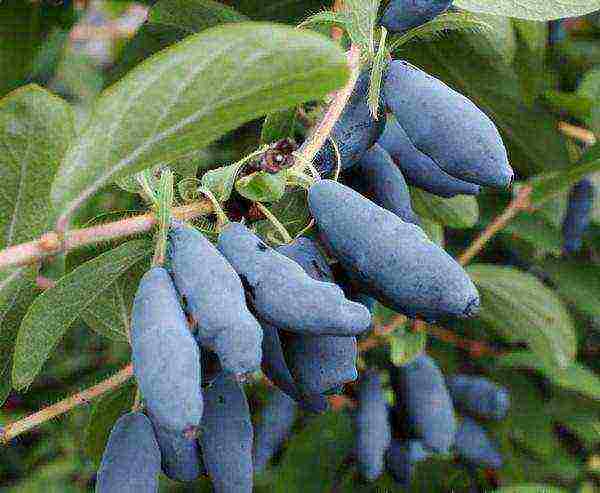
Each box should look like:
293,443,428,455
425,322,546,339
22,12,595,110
297,44,361,166
0,365,133,445
558,121,596,146
457,185,532,267
0,201,213,272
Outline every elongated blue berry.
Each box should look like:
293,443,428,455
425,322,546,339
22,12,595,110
199,374,253,493
253,388,298,473
447,375,510,420
131,267,203,432
277,238,358,395
381,0,453,33
150,417,202,482
314,68,387,176
562,178,594,254
356,371,392,481
217,223,371,336
455,417,503,469
378,118,480,198
386,439,429,486
384,61,513,188
168,223,262,374
346,144,420,225
309,180,479,321
394,354,456,453
96,412,160,493
261,321,330,413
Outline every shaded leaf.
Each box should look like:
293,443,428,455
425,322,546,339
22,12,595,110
492,485,567,492
499,351,600,401
468,264,577,367
148,0,248,33
50,23,349,230
541,259,600,318
12,240,152,390
261,108,297,145
528,142,600,207
273,412,353,493
411,188,479,229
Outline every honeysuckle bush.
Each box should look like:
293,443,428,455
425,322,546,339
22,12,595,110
1,0,600,491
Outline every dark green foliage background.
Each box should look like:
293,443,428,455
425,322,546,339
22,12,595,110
1,1,600,492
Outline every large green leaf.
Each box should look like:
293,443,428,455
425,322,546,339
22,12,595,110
411,188,479,229
0,84,74,250
0,85,74,401
400,32,569,178
82,254,151,343
149,0,248,32
50,23,349,230
500,352,600,401
541,259,600,318
468,264,577,367
455,0,600,20
12,240,152,390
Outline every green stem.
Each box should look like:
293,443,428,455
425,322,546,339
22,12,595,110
152,170,174,267
198,187,229,230
254,202,292,244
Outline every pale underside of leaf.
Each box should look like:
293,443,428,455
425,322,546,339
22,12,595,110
455,0,600,21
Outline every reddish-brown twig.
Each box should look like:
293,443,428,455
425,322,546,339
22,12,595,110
0,364,133,445
457,185,532,266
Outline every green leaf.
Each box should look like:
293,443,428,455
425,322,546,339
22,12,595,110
0,267,36,405
229,0,326,23
340,0,381,56
541,90,592,123
454,0,600,20
82,249,152,342
201,163,243,202
84,381,136,465
235,172,286,203
148,0,248,33
388,11,493,51
389,329,427,367
501,213,562,256
12,240,152,390
255,188,310,239
541,259,600,318
411,188,479,229
420,218,445,247
468,264,577,367
274,412,353,493
50,22,349,230
0,84,75,250
261,108,297,145
528,142,600,207
298,11,350,33
368,26,388,120
499,352,600,401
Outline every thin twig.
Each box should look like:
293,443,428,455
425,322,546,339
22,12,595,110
558,121,596,146
457,186,532,267
331,0,345,42
296,44,361,165
0,365,133,445
0,201,213,272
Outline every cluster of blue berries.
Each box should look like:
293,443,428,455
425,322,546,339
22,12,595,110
94,2,523,491
355,357,509,486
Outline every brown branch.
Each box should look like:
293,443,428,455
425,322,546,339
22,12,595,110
0,364,133,445
331,0,345,42
297,44,361,165
558,121,596,146
0,201,213,272
457,185,532,267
